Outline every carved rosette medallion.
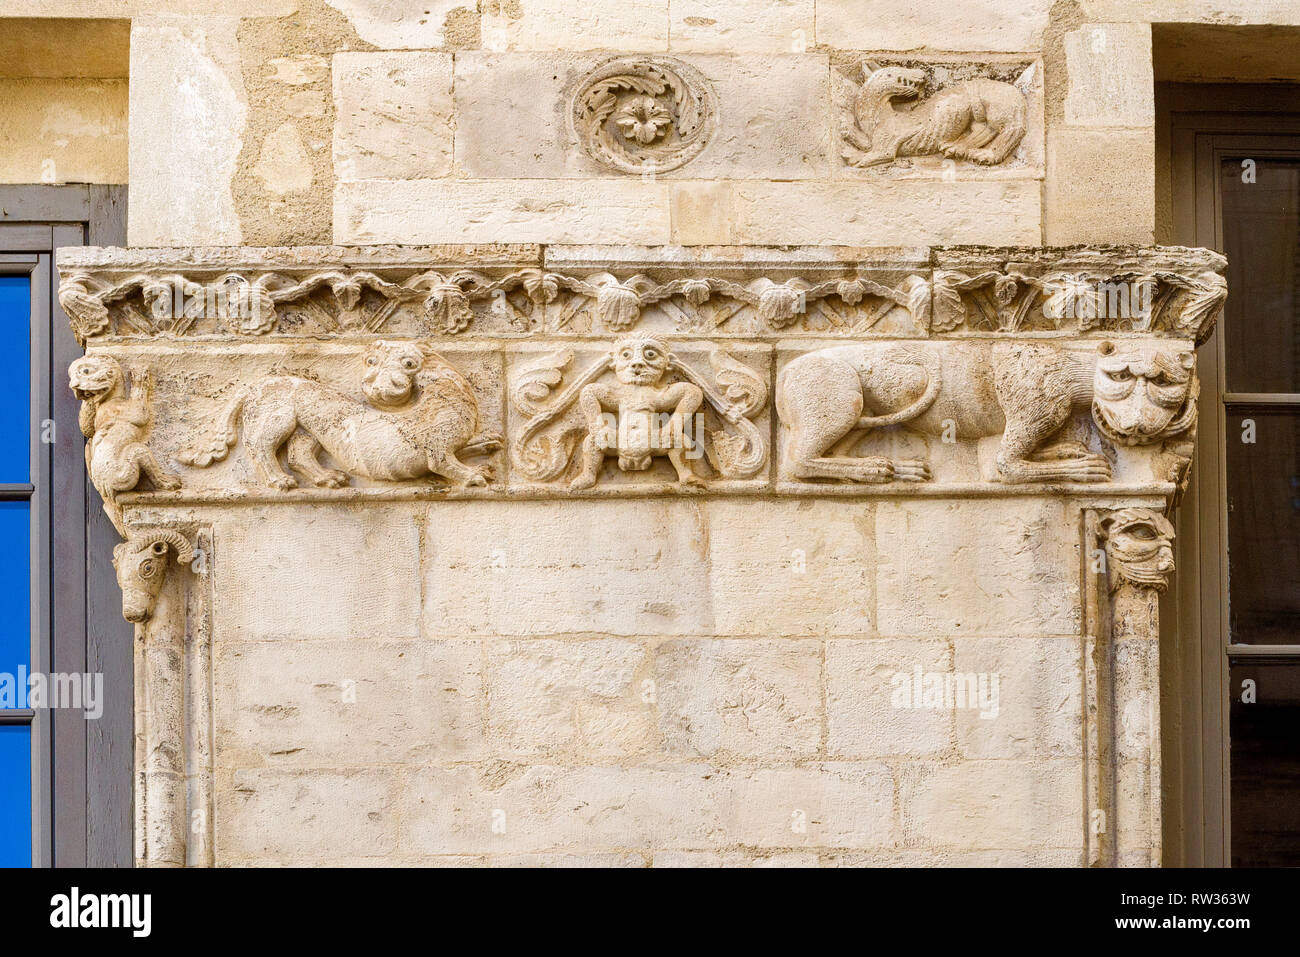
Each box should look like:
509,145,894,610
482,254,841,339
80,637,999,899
571,57,717,174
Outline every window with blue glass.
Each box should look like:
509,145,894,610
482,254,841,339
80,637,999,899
0,274,32,867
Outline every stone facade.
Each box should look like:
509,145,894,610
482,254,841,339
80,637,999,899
4,0,1280,866
60,241,1220,866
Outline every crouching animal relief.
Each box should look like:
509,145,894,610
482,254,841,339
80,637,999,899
776,340,1198,485
178,340,501,489
69,355,182,534
841,62,1028,169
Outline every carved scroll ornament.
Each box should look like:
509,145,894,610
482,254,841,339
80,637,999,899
571,57,717,174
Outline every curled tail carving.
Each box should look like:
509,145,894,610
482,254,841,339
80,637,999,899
177,390,246,467
855,346,942,429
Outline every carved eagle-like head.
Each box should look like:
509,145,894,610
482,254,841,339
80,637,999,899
1091,341,1198,446
69,353,124,402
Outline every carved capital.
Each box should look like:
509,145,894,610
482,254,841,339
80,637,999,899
113,527,195,624
1097,507,1176,594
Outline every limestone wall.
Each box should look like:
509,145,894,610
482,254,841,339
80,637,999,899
61,241,1219,865
14,0,1278,867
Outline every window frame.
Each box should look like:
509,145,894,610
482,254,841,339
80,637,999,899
0,251,51,868
1167,83,1300,866
0,187,131,867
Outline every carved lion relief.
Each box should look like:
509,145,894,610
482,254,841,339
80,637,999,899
177,340,501,489
838,60,1033,170
776,340,1198,485
571,57,717,174
69,354,182,534
511,335,768,488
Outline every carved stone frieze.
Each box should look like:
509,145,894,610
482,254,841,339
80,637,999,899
175,339,500,490
58,244,1223,511
570,57,717,174
57,245,1225,342
776,339,1198,487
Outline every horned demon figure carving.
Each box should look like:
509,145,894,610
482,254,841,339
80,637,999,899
178,340,501,489
776,340,1198,484
511,334,767,488
841,62,1028,169
69,354,182,534
1097,508,1176,593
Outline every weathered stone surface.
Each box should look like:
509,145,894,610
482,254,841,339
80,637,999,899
333,51,455,181
399,761,896,853
128,17,246,245
1045,128,1154,245
816,0,1053,52
252,121,313,195
669,0,814,53
653,849,820,867
323,0,468,49
826,639,953,757
217,768,399,862
485,639,656,758
900,760,1083,849
480,0,671,52
875,499,1081,637
0,79,127,184
423,500,712,636
705,500,877,635
1063,24,1154,128
952,637,1082,759
335,179,673,244
730,181,1042,245
214,638,485,766
655,639,822,757
214,506,422,641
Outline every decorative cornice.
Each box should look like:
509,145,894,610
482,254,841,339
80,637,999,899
60,244,1221,522
57,244,1226,345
